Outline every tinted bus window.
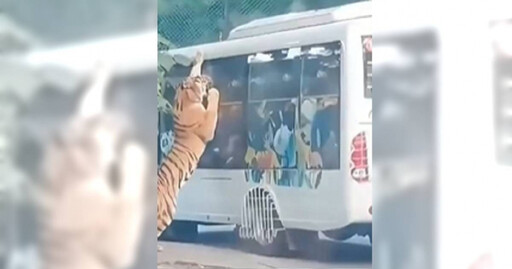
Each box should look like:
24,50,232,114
246,99,298,169
199,103,247,169
249,49,301,101
203,56,248,102
299,41,341,170
302,42,342,96
246,47,301,170
199,55,249,169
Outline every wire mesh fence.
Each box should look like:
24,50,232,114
158,0,363,48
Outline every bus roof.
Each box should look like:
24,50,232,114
228,1,371,40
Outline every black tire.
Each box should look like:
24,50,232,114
323,223,371,242
159,220,198,243
235,226,290,257
323,229,357,242
286,229,319,252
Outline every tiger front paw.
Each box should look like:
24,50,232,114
194,51,204,65
208,88,220,104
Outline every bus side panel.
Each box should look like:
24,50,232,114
344,23,372,223
174,170,248,224
271,171,348,231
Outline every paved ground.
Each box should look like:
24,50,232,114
157,226,371,269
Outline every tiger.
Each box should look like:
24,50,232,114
157,51,220,240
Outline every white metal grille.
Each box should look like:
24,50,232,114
239,187,283,245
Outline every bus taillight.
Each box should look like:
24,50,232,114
350,132,369,182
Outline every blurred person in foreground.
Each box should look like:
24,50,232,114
0,89,39,269
39,63,148,269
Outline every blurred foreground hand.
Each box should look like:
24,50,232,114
39,64,147,269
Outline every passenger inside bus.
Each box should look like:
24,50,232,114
310,97,339,169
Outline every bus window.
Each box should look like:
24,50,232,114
199,103,247,169
248,50,301,101
246,48,301,170
246,99,298,169
363,36,372,99
302,42,342,96
203,55,248,102
299,42,341,170
198,55,249,169
299,97,340,170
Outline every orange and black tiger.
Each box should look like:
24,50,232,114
157,52,220,239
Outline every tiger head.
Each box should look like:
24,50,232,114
175,75,213,109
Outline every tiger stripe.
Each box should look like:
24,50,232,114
157,73,219,239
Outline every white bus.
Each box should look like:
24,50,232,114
159,2,372,253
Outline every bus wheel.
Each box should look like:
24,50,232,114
286,229,319,252
159,220,198,243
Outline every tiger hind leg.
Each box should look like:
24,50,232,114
157,180,178,238
157,163,180,239
157,166,187,253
